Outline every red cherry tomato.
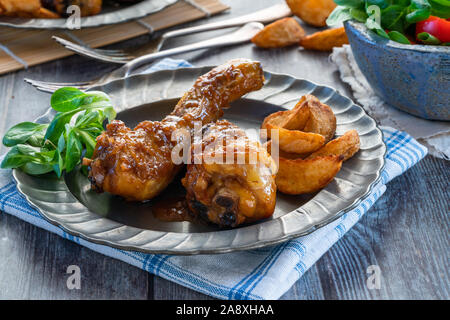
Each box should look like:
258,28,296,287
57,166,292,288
416,16,450,43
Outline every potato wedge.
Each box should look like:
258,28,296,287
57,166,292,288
252,17,306,48
302,95,336,142
276,155,343,194
286,0,336,27
280,95,312,129
265,140,311,160
300,27,349,51
307,130,360,161
262,117,325,154
261,111,291,134
261,101,310,138
278,127,325,154
262,95,335,134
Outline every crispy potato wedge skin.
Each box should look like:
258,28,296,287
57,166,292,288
280,96,311,130
261,102,310,139
252,17,306,48
307,130,360,161
261,94,347,195
286,0,336,27
262,95,335,137
278,127,325,154
300,27,349,51
302,95,336,142
265,140,308,160
261,94,334,153
261,111,293,135
276,155,343,194
262,117,325,154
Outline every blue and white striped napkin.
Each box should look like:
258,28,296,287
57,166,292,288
0,59,427,300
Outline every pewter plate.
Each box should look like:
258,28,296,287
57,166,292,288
12,66,386,255
0,0,177,29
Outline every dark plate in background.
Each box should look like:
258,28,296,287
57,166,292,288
0,0,178,29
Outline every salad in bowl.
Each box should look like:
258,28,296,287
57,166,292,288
327,0,449,45
327,0,449,120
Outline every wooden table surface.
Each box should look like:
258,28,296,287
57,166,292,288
0,0,448,300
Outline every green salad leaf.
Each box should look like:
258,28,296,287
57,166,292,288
327,0,450,44
381,5,408,33
326,6,354,25
2,122,48,147
50,87,87,112
388,30,412,43
429,0,450,18
406,8,430,23
1,87,116,178
417,31,443,43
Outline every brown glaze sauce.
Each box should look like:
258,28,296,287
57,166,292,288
152,197,193,222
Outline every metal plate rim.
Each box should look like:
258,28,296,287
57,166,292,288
12,66,386,255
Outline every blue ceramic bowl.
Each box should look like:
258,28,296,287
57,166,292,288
344,20,450,121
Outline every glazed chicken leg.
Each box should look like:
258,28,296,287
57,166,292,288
87,59,265,201
41,0,102,16
0,0,102,17
182,120,277,227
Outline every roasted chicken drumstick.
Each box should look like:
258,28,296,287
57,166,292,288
87,59,265,202
182,120,277,227
0,0,102,17
42,0,102,16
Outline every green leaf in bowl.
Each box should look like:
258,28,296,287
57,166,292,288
417,31,442,44
388,30,412,44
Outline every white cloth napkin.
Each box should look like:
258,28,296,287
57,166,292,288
330,45,450,159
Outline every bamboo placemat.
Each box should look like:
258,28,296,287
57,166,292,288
0,0,229,75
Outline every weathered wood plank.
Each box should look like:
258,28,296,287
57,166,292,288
300,155,449,300
0,214,148,299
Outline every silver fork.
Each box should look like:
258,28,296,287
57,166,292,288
25,22,264,93
52,3,291,64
